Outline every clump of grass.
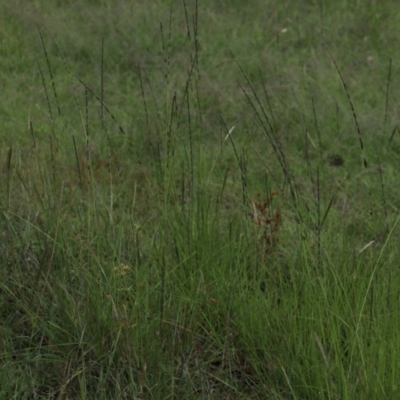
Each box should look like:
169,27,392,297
2,1,400,399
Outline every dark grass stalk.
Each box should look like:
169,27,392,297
194,0,199,52
295,16,301,42
276,32,282,86
384,58,392,129
181,160,185,210
369,275,375,337
40,24,87,139
5,146,12,211
131,208,143,268
36,33,60,165
35,224,59,331
160,0,173,142
37,25,61,117
237,78,286,172
240,149,248,207
304,126,316,201
159,254,167,336
375,149,389,234
316,166,321,267
29,122,45,211
189,0,200,81
259,68,277,134
100,37,105,130
311,97,323,163
235,60,274,141
97,40,122,187
104,123,121,179
141,68,161,119
263,172,270,200
160,19,178,165
72,135,83,194
35,54,53,123
14,173,38,230
77,78,125,137
327,47,367,169
177,51,197,124
389,125,399,145
186,86,194,195
335,101,340,137
137,64,160,173
85,87,90,174
193,63,202,124
318,0,324,41
192,0,202,124
167,0,173,82
251,144,283,195
218,166,230,210
303,112,333,256
143,67,161,139
166,92,177,163
319,194,335,231
182,0,191,40
35,55,50,122
78,79,123,176
49,134,56,187
219,114,248,207
160,22,170,93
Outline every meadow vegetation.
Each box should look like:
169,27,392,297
2,0,400,398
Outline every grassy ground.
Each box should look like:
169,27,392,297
2,0,400,398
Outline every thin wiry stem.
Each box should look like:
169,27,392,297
326,45,367,168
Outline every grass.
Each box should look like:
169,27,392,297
2,0,400,398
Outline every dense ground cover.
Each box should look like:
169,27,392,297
2,0,400,398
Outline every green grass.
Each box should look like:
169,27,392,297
2,0,400,398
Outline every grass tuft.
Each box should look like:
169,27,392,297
2,1,400,399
